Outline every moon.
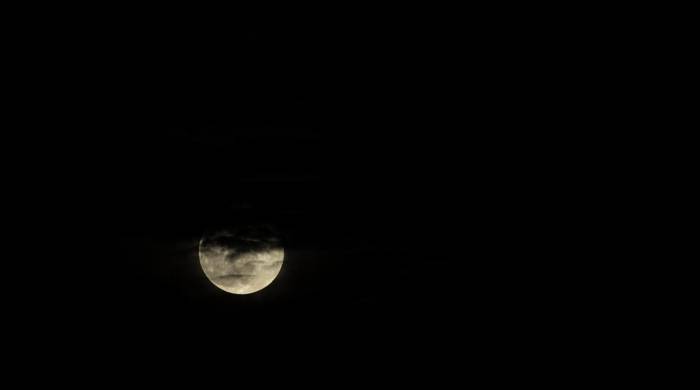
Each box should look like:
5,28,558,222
198,226,284,294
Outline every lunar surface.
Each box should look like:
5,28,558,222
198,226,284,294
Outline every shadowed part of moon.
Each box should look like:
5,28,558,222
198,228,284,295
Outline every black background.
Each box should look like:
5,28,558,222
9,22,588,373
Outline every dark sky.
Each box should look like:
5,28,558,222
10,25,584,370
61,33,469,317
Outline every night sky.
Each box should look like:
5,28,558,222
10,25,580,370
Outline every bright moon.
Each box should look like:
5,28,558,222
198,227,284,295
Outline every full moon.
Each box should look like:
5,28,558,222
198,226,284,294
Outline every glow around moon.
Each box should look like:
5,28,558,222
198,227,284,295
